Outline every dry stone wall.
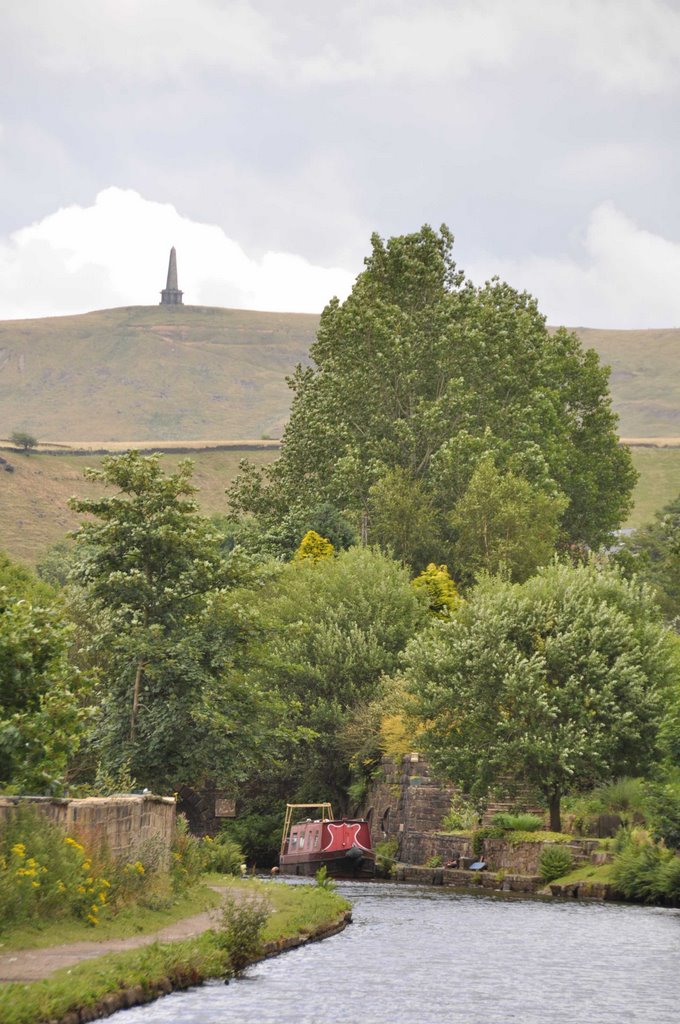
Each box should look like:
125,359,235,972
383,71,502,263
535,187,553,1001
0,794,175,862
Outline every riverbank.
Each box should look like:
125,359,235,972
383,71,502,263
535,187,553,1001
0,879,351,1024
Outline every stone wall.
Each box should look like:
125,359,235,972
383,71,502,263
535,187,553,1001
400,830,473,865
365,753,458,852
0,794,176,862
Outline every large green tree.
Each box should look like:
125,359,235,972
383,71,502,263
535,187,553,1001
69,450,274,790
616,493,680,619
229,225,635,564
405,562,674,831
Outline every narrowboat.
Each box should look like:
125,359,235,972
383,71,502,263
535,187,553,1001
279,802,375,878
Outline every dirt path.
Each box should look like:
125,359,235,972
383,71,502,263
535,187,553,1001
0,887,235,983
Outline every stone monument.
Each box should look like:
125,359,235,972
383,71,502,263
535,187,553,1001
160,246,183,305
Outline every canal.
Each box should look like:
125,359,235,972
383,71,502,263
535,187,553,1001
107,880,680,1024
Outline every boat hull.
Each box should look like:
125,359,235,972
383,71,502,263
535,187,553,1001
280,815,375,878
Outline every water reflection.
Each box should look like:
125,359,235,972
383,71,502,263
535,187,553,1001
107,880,680,1024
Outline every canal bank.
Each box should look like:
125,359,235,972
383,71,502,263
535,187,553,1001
0,880,350,1024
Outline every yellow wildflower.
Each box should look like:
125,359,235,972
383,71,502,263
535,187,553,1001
56,880,66,893
77,885,86,894
31,881,40,888
98,892,107,904
64,837,84,852
82,861,91,872
86,913,98,926
101,879,111,888
134,861,145,875
11,843,26,858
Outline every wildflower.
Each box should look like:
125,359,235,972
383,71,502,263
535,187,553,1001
31,881,40,888
98,892,107,904
101,879,111,888
10,843,26,858
64,837,84,852
82,861,91,872
134,861,145,875
77,885,86,894
86,913,98,926
56,881,66,893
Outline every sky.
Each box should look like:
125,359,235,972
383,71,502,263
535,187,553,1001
2,0,680,327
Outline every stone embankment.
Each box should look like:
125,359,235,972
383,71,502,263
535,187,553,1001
40,909,352,1024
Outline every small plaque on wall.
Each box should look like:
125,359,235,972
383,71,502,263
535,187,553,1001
214,798,236,818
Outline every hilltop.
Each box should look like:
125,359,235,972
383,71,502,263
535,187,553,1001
0,305,318,442
0,307,679,442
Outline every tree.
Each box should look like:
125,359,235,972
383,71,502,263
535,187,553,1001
449,457,568,583
69,452,228,785
411,563,460,618
9,430,37,453
368,467,442,570
0,557,90,793
405,562,674,831
294,530,334,563
233,545,428,808
229,225,635,560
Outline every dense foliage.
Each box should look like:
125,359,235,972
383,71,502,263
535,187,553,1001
405,563,675,830
230,225,635,567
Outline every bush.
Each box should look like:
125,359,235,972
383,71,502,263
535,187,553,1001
170,816,208,894
491,813,543,832
472,826,505,857
202,832,244,875
539,845,574,882
375,838,399,876
216,894,269,974
593,778,648,826
0,807,114,928
441,794,480,832
645,778,680,848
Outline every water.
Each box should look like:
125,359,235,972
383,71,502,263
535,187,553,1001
108,880,680,1024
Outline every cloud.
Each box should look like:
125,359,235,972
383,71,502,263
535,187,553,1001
7,0,680,93
466,203,680,329
0,188,354,320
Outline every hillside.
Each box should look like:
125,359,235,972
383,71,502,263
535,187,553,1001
0,305,318,442
0,443,672,567
1,307,680,442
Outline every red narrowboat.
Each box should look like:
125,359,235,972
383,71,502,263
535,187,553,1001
279,803,375,878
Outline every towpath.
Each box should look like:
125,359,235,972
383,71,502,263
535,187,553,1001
0,885,238,983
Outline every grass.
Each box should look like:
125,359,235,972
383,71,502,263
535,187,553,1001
0,878,350,1024
0,304,318,444
546,862,615,887
0,446,278,565
625,445,680,528
0,882,223,952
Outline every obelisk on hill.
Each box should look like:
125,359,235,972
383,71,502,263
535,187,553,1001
160,247,183,305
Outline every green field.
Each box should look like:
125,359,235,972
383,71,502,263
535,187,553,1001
0,443,676,567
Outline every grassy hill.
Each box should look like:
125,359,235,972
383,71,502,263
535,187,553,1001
0,305,318,442
569,327,680,439
2,304,680,564
0,443,674,567
0,446,278,566
2,307,680,442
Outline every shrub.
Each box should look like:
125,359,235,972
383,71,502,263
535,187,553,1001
611,835,666,902
170,816,207,894
375,838,399,876
441,794,479,832
216,894,269,974
0,807,113,928
645,778,680,849
539,845,573,882
491,813,543,832
202,833,244,875
593,777,648,826
425,855,442,868
472,826,505,857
